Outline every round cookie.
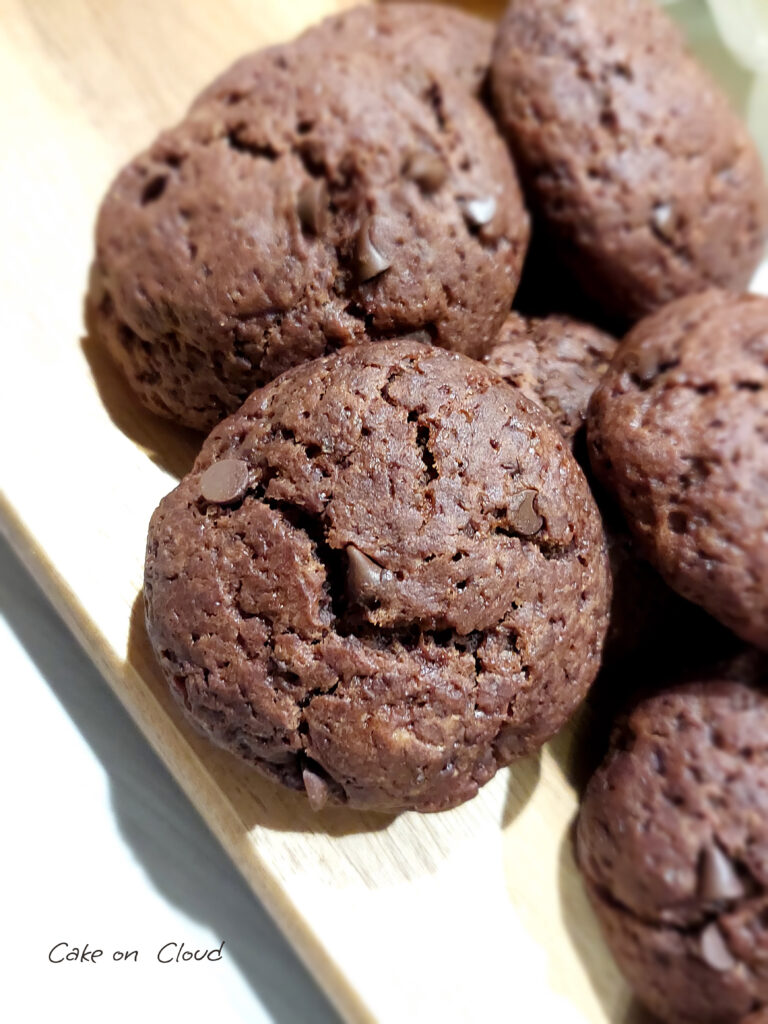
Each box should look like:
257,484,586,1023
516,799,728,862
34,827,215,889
484,312,617,445
92,47,529,431
577,663,768,1024
490,0,768,321
193,3,493,108
588,289,768,651
144,340,610,813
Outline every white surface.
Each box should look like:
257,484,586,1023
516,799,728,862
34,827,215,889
0,535,339,1024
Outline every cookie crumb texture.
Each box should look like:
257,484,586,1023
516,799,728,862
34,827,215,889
577,672,768,1024
484,312,617,445
491,0,768,321
144,342,609,812
588,289,768,651
92,46,528,431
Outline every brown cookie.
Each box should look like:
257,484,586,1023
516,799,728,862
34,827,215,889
91,46,529,431
577,661,768,1024
194,3,493,106
588,289,768,651
144,341,610,812
484,312,617,445
490,0,768,321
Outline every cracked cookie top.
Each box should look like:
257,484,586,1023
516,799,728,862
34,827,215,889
577,662,768,1024
588,289,768,651
490,0,768,322
144,340,610,812
92,45,529,431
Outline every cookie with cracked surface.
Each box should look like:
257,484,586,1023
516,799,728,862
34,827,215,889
193,3,493,107
144,340,610,813
588,289,768,650
484,312,617,446
490,0,768,321
91,46,529,431
577,661,768,1024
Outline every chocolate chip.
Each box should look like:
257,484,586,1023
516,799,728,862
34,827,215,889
297,179,329,235
699,844,745,902
651,201,675,241
508,489,543,535
403,150,448,192
302,768,329,812
355,216,391,281
200,459,249,504
628,346,658,384
699,922,735,972
346,544,392,604
460,195,497,229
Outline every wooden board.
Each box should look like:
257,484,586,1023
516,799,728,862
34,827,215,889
3,2,742,1021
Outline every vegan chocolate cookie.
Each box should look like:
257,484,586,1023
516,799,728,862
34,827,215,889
194,3,493,107
490,0,768,321
577,663,768,1024
92,47,528,430
588,289,768,651
144,341,610,812
484,312,617,445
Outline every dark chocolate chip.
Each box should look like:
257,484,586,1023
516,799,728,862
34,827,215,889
699,844,745,902
302,768,329,812
508,489,543,535
356,216,392,281
403,150,448,192
346,545,392,604
297,180,329,235
699,922,735,972
200,459,249,504
460,195,497,229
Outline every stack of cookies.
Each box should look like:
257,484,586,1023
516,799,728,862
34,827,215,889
90,3,768,1020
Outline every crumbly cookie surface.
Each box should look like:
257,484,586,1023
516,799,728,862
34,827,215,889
93,47,528,429
578,668,768,1023
588,289,768,650
491,0,768,320
145,341,610,812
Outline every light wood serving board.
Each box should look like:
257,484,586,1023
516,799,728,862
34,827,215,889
0,1,683,1021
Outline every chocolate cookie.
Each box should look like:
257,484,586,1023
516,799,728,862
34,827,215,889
490,0,768,321
91,46,529,431
577,663,768,1024
484,312,617,445
588,289,768,651
144,340,610,812
194,4,493,107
